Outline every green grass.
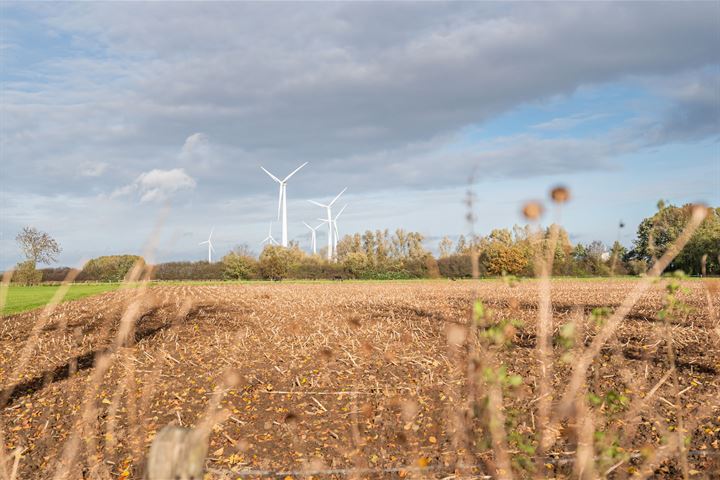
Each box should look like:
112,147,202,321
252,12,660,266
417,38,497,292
1,283,122,316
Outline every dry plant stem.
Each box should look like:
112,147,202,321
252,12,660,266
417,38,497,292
0,270,13,480
573,386,596,480
0,267,81,407
535,222,560,464
662,299,690,480
0,429,9,480
0,270,13,317
543,207,707,451
53,258,150,477
486,380,513,480
52,353,112,480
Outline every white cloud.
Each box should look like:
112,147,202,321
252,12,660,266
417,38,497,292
112,168,196,202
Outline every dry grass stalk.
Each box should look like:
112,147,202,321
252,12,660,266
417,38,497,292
1,267,82,408
544,206,708,451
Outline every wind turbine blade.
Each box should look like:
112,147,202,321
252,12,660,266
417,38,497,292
282,161,308,182
260,166,282,183
210,243,215,252
334,221,339,238
308,200,326,208
303,222,312,230
199,241,208,245
277,185,283,220
314,223,324,230
329,187,347,207
335,204,347,219
208,227,214,239
318,218,330,223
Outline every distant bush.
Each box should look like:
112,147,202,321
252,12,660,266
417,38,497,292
437,254,473,278
258,245,299,280
221,253,257,280
153,261,224,281
38,267,75,282
288,257,351,280
13,260,42,286
82,255,144,282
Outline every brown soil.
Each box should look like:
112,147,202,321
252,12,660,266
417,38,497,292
1,279,718,478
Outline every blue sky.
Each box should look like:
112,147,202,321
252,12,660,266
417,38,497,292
1,2,718,268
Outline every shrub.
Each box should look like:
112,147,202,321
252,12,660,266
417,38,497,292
438,254,473,278
154,261,225,281
82,255,144,282
13,260,42,286
39,267,75,282
222,254,257,280
258,246,295,280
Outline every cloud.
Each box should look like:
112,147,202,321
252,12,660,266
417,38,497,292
112,168,196,202
180,132,209,160
2,2,717,199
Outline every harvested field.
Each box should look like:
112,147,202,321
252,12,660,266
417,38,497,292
1,279,719,478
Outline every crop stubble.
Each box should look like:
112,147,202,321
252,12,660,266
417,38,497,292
0,280,718,478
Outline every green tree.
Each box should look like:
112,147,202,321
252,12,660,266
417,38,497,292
258,245,295,280
222,246,257,280
628,203,719,274
82,255,144,282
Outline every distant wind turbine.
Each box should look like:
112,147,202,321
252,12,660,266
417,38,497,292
309,188,346,260
303,222,323,255
260,162,308,247
261,224,279,246
199,227,215,263
318,204,347,258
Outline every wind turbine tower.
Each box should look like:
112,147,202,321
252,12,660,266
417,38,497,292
303,221,323,255
319,204,347,258
309,188,346,261
260,162,308,247
199,227,215,263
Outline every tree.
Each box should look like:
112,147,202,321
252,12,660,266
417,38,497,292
627,203,719,275
16,227,61,265
13,227,62,285
258,245,295,280
82,255,144,282
438,236,453,258
222,246,257,280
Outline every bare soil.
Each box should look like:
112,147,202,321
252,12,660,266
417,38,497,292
1,279,718,478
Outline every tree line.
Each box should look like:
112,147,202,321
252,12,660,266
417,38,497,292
7,202,719,284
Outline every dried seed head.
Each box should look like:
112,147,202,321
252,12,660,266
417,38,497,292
691,203,709,218
446,324,467,346
522,201,544,221
550,186,570,204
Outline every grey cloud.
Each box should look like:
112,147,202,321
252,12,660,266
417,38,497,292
3,2,718,198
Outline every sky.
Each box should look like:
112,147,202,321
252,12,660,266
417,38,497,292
1,2,719,268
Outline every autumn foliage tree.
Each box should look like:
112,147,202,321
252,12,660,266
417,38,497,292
14,227,62,285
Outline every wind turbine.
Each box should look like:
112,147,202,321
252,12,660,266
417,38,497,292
333,204,347,255
303,222,323,255
199,227,215,263
260,162,308,247
261,224,279,246
318,204,347,258
309,188,346,260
